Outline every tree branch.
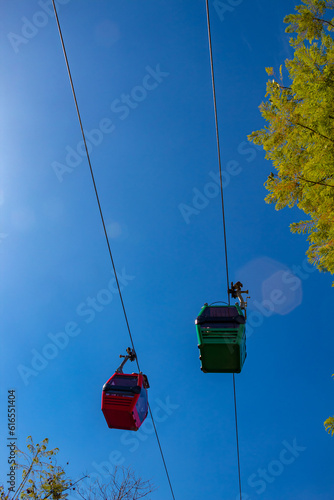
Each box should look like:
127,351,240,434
271,172,334,188
314,17,334,29
297,175,334,188
293,120,334,143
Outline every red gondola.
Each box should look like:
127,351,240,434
101,348,149,431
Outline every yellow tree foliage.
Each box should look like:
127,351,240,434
0,436,73,500
0,436,154,500
248,0,334,281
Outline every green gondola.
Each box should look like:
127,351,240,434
195,303,246,373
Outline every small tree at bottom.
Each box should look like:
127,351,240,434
0,437,155,500
76,467,155,500
0,436,75,500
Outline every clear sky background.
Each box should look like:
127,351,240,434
0,1,333,499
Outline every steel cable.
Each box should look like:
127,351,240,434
205,1,243,499
51,3,176,498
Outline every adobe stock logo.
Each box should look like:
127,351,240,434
52,64,169,183
237,438,306,498
178,141,259,224
17,268,135,385
7,0,71,54
178,163,241,224
213,0,244,22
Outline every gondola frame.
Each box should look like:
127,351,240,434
101,372,148,431
195,303,247,373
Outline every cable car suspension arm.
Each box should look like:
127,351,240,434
116,347,137,374
229,281,249,316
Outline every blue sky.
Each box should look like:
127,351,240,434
0,1,333,499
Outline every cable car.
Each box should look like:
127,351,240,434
195,303,246,373
101,348,149,431
195,282,249,373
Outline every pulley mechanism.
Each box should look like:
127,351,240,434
229,281,249,316
116,347,137,374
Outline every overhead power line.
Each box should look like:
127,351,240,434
204,0,230,303
50,2,176,498
205,1,243,499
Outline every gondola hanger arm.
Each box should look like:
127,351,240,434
229,281,250,316
116,347,137,373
